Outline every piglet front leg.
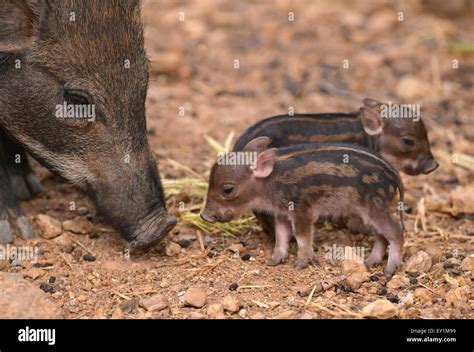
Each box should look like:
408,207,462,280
267,216,292,266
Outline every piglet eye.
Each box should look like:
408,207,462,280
221,185,235,197
401,137,415,148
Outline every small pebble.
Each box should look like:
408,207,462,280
157,246,167,256
177,239,192,248
203,236,213,246
77,206,88,215
229,282,238,291
39,283,54,293
183,288,207,308
240,252,251,261
83,253,96,262
341,284,352,293
386,292,400,304
207,251,217,258
72,248,83,261
443,261,455,269
377,286,387,296
85,213,93,221
61,244,74,254
369,275,379,282
409,272,419,278
450,269,461,276
55,205,65,212
239,240,248,247
409,277,418,285
48,276,56,284
440,176,458,185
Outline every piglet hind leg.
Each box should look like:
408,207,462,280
267,216,291,266
370,214,404,278
293,214,317,269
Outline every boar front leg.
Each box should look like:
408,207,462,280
267,216,291,266
293,214,317,269
2,134,43,200
0,140,34,242
0,164,14,243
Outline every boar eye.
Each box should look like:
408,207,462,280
221,185,235,197
64,91,90,106
401,137,415,148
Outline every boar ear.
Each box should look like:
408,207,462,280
362,98,383,109
251,148,277,178
243,136,272,152
360,107,383,136
0,0,44,53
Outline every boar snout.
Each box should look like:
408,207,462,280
89,155,176,248
129,211,177,249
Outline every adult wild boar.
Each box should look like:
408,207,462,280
0,0,176,248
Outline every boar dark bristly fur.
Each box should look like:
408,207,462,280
0,0,176,248
201,137,405,277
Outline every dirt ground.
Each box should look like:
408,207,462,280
4,0,474,319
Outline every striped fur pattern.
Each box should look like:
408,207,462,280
233,112,366,151
201,140,405,277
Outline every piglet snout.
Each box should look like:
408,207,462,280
200,212,216,223
421,156,439,174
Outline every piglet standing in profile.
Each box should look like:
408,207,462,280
201,137,405,277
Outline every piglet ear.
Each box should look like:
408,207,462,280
360,107,383,136
251,148,276,178
362,98,383,109
243,136,271,152
0,0,44,53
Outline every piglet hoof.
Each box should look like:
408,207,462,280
293,255,317,270
266,253,287,266
293,259,309,270
364,259,375,270
129,214,177,250
383,265,400,279
16,216,35,240
0,220,13,243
